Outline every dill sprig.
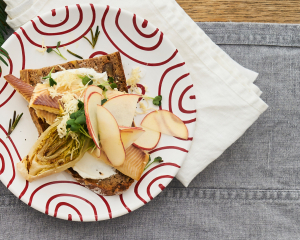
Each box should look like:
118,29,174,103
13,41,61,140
7,111,23,137
83,26,100,48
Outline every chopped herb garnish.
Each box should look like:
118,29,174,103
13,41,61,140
66,100,91,138
101,99,107,105
110,82,118,89
42,67,57,87
108,77,114,84
83,26,100,48
98,85,107,91
67,49,83,59
152,95,162,106
144,156,163,170
7,111,23,137
47,41,67,60
78,75,93,85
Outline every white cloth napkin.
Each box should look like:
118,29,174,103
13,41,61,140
4,0,268,187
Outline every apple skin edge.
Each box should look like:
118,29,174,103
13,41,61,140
140,110,189,140
85,91,103,150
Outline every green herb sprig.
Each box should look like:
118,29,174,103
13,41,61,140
47,41,67,60
83,26,100,48
7,111,23,137
42,67,57,87
78,75,93,85
144,156,163,170
66,100,91,138
67,49,83,59
145,95,162,106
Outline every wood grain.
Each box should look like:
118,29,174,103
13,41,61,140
176,0,300,23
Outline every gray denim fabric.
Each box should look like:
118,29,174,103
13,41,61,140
1,22,300,240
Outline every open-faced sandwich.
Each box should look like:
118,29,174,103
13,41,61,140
4,51,189,196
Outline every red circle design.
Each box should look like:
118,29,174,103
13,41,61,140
39,6,69,27
149,146,188,154
97,195,112,219
0,138,15,189
190,95,196,99
0,153,4,175
134,163,180,204
102,5,178,66
158,184,165,190
20,4,96,48
133,15,158,38
178,84,196,114
168,73,190,113
116,9,163,51
54,202,83,221
32,4,82,36
147,175,173,200
45,194,97,221
119,194,131,213
89,51,108,58
13,32,26,70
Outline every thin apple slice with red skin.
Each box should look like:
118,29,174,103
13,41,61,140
141,110,189,140
84,85,103,103
85,92,103,150
97,105,126,166
133,126,161,150
120,127,145,149
102,94,140,127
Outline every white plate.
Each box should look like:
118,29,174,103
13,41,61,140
0,4,196,221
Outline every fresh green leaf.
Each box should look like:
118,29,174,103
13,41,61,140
83,26,100,48
70,112,76,119
47,42,67,60
75,114,86,125
153,95,162,106
108,76,114,84
66,119,75,125
47,48,53,53
57,41,61,48
79,75,93,85
70,123,81,132
98,85,107,91
42,67,55,79
144,156,163,170
49,77,57,87
78,100,84,110
110,83,117,89
101,99,107,105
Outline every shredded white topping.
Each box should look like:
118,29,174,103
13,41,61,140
36,37,47,54
126,67,141,90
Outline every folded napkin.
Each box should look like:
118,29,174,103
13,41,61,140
4,0,268,187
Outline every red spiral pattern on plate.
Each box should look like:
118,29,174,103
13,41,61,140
20,4,96,48
179,85,196,114
133,14,158,38
45,194,97,221
89,51,108,58
116,8,163,51
147,175,173,200
119,194,131,213
38,6,69,27
0,54,15,108
134,163,180,204
54,202,83,221
102,5,178,66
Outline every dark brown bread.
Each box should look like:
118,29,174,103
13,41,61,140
20,52,127,133
20,52,134,195
66,168,134,196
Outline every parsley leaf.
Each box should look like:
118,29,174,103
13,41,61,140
47,48,53,53
79,75,93,85
108,77,114,84
101,99,107,105
153,95,162,106
46,41,67,60
144,156,163,170
78,100,84,110
98,85,107,91
110,83,118,89
49,78,57,87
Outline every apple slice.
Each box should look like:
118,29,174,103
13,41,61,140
120,126,145,149
85,92,103,150
97,105,125,166
102,94,140,127
95,145,149,181
141,110,189,139
133,126,161,150
84,85,103,103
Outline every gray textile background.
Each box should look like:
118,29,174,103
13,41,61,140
1,22,300,240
